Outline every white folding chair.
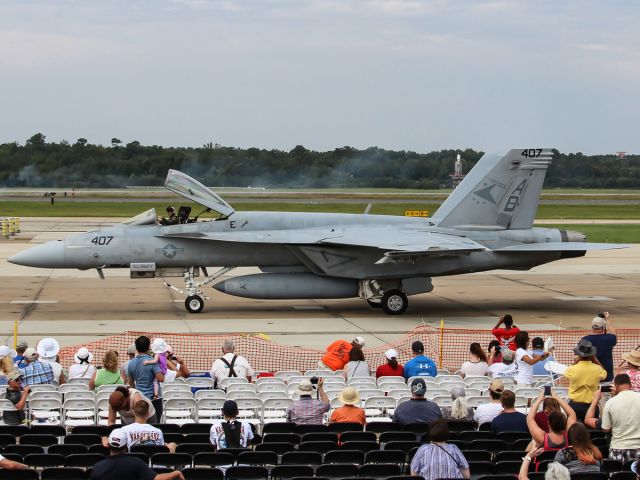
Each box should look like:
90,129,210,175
164,398,198,425
407,376,437,385
514,387,543,400
186,377,215,389
463,375,490,385
96,384,120,395
274,370,302,381
433,395,454,407
321,377,346,386
465,396,489,407
437,368,451,375
377,377,407,390
257,383,287,394
347,377,377,389
464,388,482,397
163,390,194,402
424,388,451,399
196,398,225,423
256,377,286,386
467,381,491,392
30,390,64,403
226,390,259,401
63,398,97,428
227,383,257,394
66,378,91,385
234,398,263,425
262,397,293,424
304,369,333,378
28,398,63,425
437,381,467,391
364,396,396,421
387,388,411,399
64,391,96,401
284,376,308,386
195,389,226,400
26,384,57,393
258,390,290,401
436,374,463,383
358,389,385,401
163,383,193,393
96,397,116,425
59,384,90,394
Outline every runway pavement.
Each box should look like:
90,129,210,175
0,219,638,350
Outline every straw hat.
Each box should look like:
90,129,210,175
622,350,640,367
338,387,361,405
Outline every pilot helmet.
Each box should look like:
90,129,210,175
166,206,175,214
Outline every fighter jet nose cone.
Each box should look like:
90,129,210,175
8,241,66,268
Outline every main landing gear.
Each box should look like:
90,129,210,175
360,280,409,315
164,266,235,313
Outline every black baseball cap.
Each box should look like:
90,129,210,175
411,341,424,353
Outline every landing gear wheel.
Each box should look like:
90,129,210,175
367,299,382,309
381,289,408,315
185,295,204,314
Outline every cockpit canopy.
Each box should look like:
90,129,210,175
164,169,235,217
121,208,157,226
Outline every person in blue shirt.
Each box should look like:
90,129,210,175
531,337,554,376
403,341,437,379
582,313,617,382
13,342,28,369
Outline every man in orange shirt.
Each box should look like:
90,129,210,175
319,336,366,371
330,387,366,425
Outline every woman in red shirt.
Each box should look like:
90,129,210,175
375,349,404,378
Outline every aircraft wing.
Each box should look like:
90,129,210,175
164,169,235,217
495,242,629,252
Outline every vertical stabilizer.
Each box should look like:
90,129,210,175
432,149,553,229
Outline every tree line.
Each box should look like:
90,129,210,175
0,133,638,188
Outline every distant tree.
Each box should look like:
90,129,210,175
26,133,46,147
111,138,122,147
75,138,87,147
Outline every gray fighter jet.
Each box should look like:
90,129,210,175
9,149,626,314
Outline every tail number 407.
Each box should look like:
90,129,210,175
90,236,114,245
521,149,542,157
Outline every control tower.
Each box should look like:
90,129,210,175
449,153,466,188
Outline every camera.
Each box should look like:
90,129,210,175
309,376,319,385
597,312,606,319
543,385,552,396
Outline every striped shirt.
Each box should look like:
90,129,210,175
20,360,54,385
286,396,330,425
410,442,469,480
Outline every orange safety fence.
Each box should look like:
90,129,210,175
56,326,640,375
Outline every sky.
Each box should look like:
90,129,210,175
1,0,638,154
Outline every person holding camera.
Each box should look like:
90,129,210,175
287,377,330,425
582,312,617,382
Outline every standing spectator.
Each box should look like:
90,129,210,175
621,350,640,392
392,378,442,425
527,393,576,453
89,351,125,390
441,386,473,421
330,387,366,425
20,347,54,386
90,428,184,480
37,338,67,384
0,345,17,385
164,347,190,382
210,400,254,449
117,401,176,452
565,339,606,422
514,332,551,386
319,336,366,371
108,386,156,426
121,344,136,381
460,343,490,378
487,340,503,365
582,312,616,382
342,346,370,381
474,379,504,425
410,419,470,480
286,378,330,424
553,423,602,474
601,373,640,464
13,342,28,369
3,371,29,426
531,337,554,376
488,348,517,378
68,347,97,380
491,390,528,434
128,336,165,421
492,314,520,351
210,339,254,386
0,453,28,470
403,341,437,379
375,349,404,378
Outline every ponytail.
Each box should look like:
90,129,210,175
388,358,398,370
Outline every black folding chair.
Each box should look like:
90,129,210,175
315,463,359,479
324,449,364,464
41,467,86,480
225,465,269,480
182,467,224,480
270,465,315,479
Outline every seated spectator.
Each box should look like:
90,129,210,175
319,336,366,371
492,314,520,351
565,339,606,422
392,378,442,425
343,345,370,380
330,387,366,425
489,347,517,377
534,396,562,432
553,423,602,474
19,347,54,386
515,331,551,386
0,345,16,385
527,392,576,453
13,341,28,369
601,373,640,464
108,386,156,426
403,341,437,379
36,337,67,384
0,453,28,470
474,378,504,425
632,461,639,479
375,349,404,378
459,342,489,378
90,428,184,480
531,337,554,376
210,400,254,449
287,378,329,424
519,450,571,480
3,371,29,426
90,350,125,390
487,340,503,365
491,389,528,434
410,419,470,480
441,386,474,421
210,339,254,386
621,350,640,391
68,347,97,380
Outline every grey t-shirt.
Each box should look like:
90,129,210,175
392,398,442,425
3,389,25,425
127,354,161,399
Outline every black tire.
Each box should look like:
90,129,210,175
381,289,408,315
185,295,204,314
367,299,382,308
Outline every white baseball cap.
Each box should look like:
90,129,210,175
108,428,127,448
353,336,366,348
385,349,398,360
592,317,606,329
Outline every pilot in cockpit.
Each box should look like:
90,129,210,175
158,206,179,225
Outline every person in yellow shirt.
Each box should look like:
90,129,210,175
564,339,606,422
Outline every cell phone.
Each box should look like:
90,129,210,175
601,385,611,393
544,386,552,396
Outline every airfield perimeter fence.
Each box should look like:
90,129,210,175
55,326,640,374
